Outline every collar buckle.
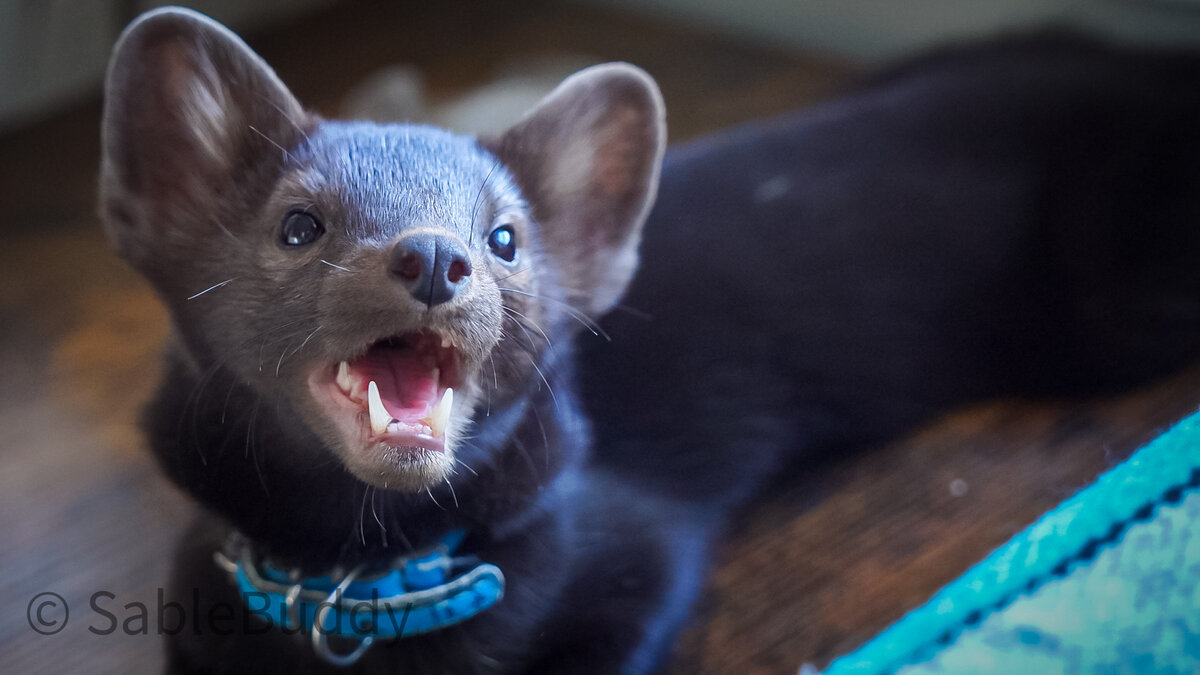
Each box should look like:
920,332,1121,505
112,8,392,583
217,530,505,666
310,566,375,666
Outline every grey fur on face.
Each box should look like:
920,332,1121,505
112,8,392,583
100,7,665,492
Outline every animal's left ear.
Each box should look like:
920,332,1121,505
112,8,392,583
483,63,665,318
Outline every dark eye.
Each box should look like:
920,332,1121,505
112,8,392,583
281,211,324,246
488,225,517,262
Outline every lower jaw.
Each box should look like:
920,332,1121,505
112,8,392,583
378,440,443,462
340,438,455,492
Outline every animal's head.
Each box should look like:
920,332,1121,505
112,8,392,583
100,7,664,493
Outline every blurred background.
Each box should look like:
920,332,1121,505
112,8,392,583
7,0,1200,133
4,1,1200,673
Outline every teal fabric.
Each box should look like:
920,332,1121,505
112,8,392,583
899,490,1200,673
823,411,1200,675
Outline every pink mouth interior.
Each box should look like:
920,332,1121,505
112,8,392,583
329,332,460,450
351,344,439,420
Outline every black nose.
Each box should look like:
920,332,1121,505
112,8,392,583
389,232,472,307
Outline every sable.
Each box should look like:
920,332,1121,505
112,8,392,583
101,6,1200,674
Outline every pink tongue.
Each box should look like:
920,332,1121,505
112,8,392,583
349,348,437,418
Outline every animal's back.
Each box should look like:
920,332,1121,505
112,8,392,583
580,33,1200,506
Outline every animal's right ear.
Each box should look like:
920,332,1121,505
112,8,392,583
481,63,665,319
100,7,309,264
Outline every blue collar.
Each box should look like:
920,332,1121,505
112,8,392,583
217,530,505,666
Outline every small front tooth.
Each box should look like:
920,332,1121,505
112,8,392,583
424,388,453,438
367,381,392,435
440,335,451,348
336,361,352,392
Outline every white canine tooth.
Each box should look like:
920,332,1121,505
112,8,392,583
367,381,392,435
423,388,453,438
440,335,451,348
336,361,352,393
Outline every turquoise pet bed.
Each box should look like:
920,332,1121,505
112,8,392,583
822,410,1200,674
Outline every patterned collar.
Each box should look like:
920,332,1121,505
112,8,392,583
216,530,505,666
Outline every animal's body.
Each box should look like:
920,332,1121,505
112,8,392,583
586,36,1200,507
99,8,1200,674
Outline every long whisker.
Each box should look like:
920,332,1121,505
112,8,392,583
501,305,553,351
501,308,541,354
187,278,235,301
180,361,222,464
469,158,503,247
245,397,269,495
181,319,300,456
610,302,653,320
453,456,479,477
257,320,307,372
370,486,388,547
220,376,239,426
425,487,444,510
530,406,551,473
248,124,293,162
275,324,324,376
211,216,244,247
181,318,302,459
510,436,540,479
455,440,500,472
359,485,369,546
393,522,413,551
499,287,610,340
255,92,312,144
295,325,324,353
494,266,531,284
486,353,498,416
526,354,558,410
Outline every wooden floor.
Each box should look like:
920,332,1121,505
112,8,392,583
2,2,1197,673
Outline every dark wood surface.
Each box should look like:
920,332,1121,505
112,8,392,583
2,2,1195,673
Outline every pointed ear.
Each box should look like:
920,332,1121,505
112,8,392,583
484,63,665,318
100,7,309,263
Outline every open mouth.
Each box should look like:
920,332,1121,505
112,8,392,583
314,330,462,455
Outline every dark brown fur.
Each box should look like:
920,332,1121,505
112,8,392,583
101,7,1200,674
